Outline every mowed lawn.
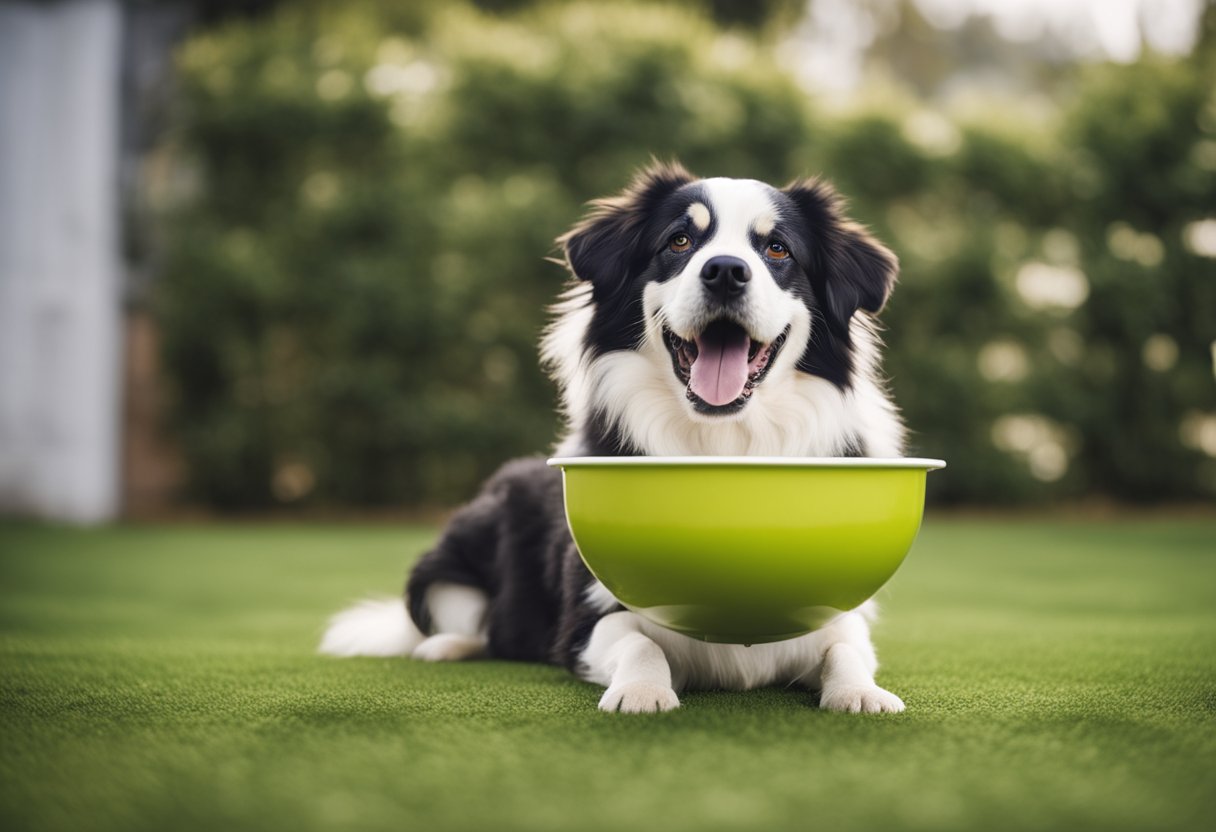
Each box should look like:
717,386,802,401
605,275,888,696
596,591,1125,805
1,518,1214,832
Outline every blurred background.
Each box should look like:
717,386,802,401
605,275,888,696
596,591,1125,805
1,0,1213,522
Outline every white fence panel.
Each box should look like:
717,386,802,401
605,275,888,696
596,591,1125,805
0,0,123,522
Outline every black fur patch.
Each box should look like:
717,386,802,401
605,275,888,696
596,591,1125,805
781,178,898,391
560,163,703,358
580,408,642,456
406,457,618,668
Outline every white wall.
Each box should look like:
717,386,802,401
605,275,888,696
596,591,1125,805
0,0,124,523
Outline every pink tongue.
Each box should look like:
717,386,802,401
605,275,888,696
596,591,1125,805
689,328,751,406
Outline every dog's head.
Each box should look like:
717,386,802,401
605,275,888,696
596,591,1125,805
546,162,899,452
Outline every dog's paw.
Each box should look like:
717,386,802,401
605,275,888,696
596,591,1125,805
819,685,905,714
411,633,486,662
599,681,680,714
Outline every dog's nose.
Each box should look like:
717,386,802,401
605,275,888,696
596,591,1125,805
700,255,751,300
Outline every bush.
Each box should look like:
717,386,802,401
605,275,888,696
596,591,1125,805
157,0,1216,507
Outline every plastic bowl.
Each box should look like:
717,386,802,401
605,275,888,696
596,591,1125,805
547,456,946,644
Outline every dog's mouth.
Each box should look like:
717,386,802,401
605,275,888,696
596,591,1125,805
664,320,790,415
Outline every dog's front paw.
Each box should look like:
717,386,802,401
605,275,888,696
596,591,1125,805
599,681,680,714
819,685,905,714
411,633,486,662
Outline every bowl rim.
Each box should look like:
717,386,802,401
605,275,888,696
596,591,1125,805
547,456,946,470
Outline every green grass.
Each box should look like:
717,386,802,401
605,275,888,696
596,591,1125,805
1,518,1214,832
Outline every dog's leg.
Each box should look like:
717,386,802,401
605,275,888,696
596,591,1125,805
412,582,490,662
817,641,905,713
580,611,680,713
797,605,904,713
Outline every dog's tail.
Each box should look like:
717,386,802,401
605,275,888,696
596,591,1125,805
318,598,425,657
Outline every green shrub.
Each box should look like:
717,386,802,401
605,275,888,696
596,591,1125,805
157,0,1216,507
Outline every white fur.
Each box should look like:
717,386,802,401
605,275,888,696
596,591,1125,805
411,582,489,660
318,598,424,658
579,601,901,713
584,579,624,614
424,582,489,635
818,642,905,713
751,209,776,237
414,633,488,662
582,612,681,713
687,201,711,231
320,582,488,661
542,282,597,457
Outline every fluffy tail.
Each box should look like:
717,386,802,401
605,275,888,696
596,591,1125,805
318,598,425,657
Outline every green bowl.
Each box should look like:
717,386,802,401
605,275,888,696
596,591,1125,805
547,456,946,644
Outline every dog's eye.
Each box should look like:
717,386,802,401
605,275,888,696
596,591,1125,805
765,241,790,260
669,233,693,253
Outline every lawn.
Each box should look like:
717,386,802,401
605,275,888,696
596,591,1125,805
1,518,1214,832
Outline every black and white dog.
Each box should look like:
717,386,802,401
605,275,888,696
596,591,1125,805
321,162,908,714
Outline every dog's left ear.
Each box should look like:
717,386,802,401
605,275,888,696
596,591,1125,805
558,161,695,292
782,178,898,336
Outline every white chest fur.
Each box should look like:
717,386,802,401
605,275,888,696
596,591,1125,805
578,600,879,693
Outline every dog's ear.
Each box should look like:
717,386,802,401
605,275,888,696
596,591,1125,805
558,161,695,291
782,178,898,337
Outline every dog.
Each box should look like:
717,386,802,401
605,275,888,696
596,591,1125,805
320,162,908,714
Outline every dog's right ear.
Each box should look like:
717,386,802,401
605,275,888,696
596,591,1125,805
781,177,898,338
558,161,695,291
